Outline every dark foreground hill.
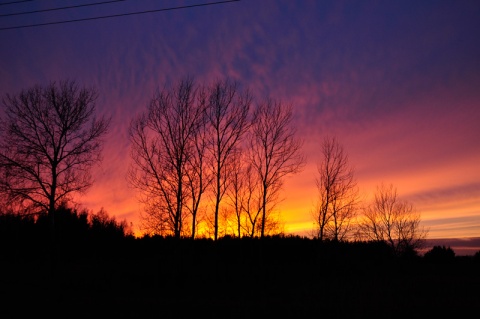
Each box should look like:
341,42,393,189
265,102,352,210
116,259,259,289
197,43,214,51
1,236,479,318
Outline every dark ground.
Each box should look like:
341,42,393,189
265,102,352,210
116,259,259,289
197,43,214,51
1,237,479,318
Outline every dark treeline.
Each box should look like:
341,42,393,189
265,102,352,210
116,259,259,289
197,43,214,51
1,206,479,317
3,204,477,262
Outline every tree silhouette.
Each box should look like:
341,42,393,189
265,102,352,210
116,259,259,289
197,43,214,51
357,183,428,256
128,78,207,238
0,80,110,240
225,151,284,237
226,152,262,237
249,99,305,238
204,79,251,240
312,136,359,241
184,93,212,239
424,245,455,262
225,151,248,237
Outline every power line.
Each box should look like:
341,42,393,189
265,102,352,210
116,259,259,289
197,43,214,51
0,0,126,17
0,0,33,6
0,0,240,31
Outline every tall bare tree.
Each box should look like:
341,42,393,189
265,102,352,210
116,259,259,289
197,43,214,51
357,183,428,255
313,136,358,241
250,99,305,238
205,79,251,240
127,78,205,239
0,80,110,238
185,87,211,239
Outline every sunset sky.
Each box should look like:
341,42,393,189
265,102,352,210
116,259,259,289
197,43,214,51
1,0,479,244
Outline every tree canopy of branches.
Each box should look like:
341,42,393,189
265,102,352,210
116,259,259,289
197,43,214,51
128,77,306,239
225,151,251,237
205,79,251,240
250,99,305,238
227,151,283,237
0,80,110,237
313,136,358,241
128,78,209,239
357,183,428,256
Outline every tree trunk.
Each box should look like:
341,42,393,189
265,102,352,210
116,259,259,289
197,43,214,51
260,183,267,238
214,163,221,240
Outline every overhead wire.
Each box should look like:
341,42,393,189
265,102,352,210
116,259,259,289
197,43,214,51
0,0,33,6
0,0,126,17
0,0,240,31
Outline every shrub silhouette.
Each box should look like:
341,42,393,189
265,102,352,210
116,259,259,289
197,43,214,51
474,250,480,262
1,204,130,260
423,245,455,262
89,207,130,242
35,205,90,243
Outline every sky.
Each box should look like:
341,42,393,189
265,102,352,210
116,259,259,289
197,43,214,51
1,0,479,247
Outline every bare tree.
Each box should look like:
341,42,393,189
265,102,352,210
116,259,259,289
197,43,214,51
250,99,305,238
226,150,270,238
205,79,251,240
241,163,263,237
185,88,212,239
313,136,359,242
357,183,428,255
0,80,110,238
127,78,205,239
225,150,248,237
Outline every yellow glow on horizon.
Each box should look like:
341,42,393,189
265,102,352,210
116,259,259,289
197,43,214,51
73,145,479,241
